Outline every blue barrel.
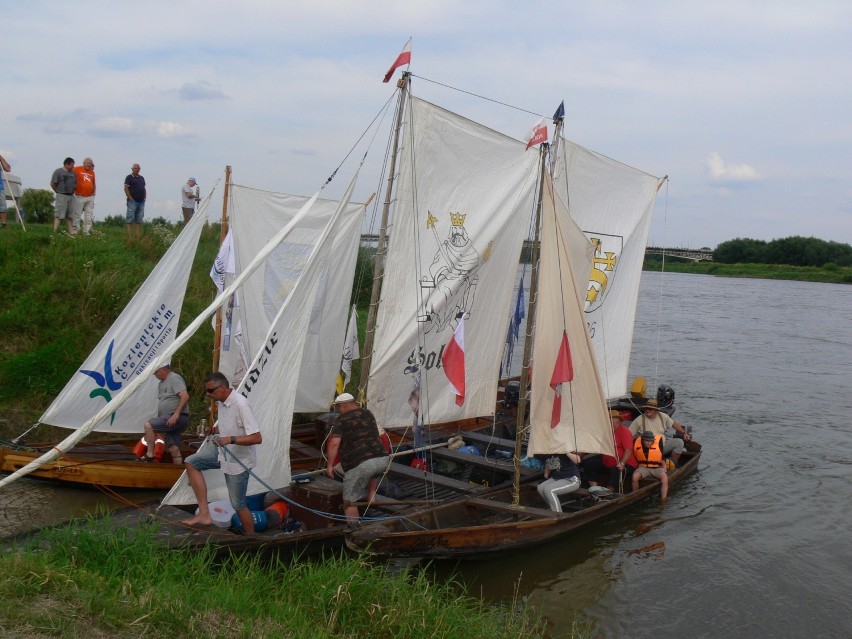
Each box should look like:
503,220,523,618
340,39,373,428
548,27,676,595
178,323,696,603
230,509,268,532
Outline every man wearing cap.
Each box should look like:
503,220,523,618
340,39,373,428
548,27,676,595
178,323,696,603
629,399,690,465
138,364,190,464
326,393,389,526
632,430,668,499
181,177,200,224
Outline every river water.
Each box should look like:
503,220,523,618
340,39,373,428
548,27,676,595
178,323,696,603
436,271,852,638
2,272,850,637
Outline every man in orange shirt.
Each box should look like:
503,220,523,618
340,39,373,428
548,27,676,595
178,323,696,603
73,157,96,235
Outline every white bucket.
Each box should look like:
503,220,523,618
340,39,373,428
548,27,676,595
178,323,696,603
209,500,235,528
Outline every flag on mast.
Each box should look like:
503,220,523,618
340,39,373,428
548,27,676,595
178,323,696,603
442,318,466,407
549,330,574,427
525,117,549,150
210,229,235,293
383,37,412,82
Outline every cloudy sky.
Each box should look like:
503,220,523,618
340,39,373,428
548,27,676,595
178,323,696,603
3,1,850,248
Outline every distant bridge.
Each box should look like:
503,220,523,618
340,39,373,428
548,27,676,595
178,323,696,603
362,235,714,262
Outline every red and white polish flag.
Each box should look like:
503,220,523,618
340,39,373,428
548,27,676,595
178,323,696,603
525,117,548,150
442,317,466,407
549,330,574,427
383,37,412,83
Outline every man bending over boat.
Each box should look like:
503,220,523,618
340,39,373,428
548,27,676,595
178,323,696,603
632,430,668,500
183,372,263,533
138,364,190,463
536,452,581,512
325,393,390,527
629,399,690,466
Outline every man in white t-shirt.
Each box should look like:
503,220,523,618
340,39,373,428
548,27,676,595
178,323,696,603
629,399,690,464
181,177,200,224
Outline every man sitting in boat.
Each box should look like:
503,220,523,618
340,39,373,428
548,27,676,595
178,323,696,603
632,430,668,500
325,393,390,527
137,364,190,463
629,399,690,466
536,452,581,512
606,409,638,492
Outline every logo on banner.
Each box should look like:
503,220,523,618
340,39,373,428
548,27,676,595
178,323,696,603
78,304,176,422
417,211,489,334
584,234,623,313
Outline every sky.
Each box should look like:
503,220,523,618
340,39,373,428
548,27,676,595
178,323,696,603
3,1,850,249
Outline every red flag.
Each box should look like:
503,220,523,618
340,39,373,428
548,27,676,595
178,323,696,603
383,38,412,83
549,330,574,427
525,117,548,150
442,318,466,406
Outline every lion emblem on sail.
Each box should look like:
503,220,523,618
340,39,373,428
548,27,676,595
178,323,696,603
417,211,488,334
584,233,623,313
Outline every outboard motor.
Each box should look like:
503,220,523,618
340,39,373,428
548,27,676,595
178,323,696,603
656,384,675,409
503,380,520,408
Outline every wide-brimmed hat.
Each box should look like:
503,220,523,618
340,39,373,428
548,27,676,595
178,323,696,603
643,399,660,411
333,393,356,405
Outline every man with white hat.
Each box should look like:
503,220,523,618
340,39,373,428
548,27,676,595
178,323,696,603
629,399,690,465
325,393,389,526
181,176,200,224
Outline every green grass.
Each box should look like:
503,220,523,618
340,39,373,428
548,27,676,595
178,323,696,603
0,515,548,639
643,257,852,283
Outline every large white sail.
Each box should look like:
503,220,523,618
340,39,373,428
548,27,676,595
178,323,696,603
224,186,364,411
528,175,614,456
162,172,361,505
552,140,661,399
37,202,211,433
366,97,540,428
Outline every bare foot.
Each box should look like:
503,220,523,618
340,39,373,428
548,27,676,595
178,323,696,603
183,514,213,526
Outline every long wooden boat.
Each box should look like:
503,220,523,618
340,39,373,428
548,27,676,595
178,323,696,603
346,445,701,560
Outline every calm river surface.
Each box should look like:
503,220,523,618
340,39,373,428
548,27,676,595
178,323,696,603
2,272,850,638
436,271,852,638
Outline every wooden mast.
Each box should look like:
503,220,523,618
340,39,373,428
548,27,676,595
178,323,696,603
512,144,548,507
358,73,410,403
209,165,231,424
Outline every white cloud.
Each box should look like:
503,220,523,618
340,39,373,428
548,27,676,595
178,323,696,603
178,81,228,101
706,152,760,183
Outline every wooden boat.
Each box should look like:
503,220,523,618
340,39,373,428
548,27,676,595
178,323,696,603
347,447,701,559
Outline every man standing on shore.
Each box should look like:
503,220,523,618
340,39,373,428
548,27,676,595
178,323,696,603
181,177,200,224
123,163,146,241
73,157,96,235
51,157,77,235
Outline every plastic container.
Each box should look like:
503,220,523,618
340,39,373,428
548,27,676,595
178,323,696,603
208,500,235,528
230,510,268,532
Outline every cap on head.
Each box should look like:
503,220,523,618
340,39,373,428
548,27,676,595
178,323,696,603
609,409,621,418
156,363,171,371
333,393,355,405
189,177,196,182
641,430,656,441
643,399,659,411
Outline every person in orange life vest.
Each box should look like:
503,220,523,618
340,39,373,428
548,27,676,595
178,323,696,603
605,409,638,492
632,430,669,500
72,157,96,235
629,399,690,464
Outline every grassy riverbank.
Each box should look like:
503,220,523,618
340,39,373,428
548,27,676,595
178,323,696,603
643,257,852,283
0,515,547,639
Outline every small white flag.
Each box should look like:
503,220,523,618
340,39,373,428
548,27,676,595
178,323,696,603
210,229,235,293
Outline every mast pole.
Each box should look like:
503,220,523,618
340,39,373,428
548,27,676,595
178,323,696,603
358,73,410,404
210,165,231,424
512,144,549,507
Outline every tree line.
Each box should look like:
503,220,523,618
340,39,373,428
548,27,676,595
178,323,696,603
713,236,851,268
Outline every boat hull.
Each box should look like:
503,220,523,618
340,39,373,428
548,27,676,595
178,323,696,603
346,449,701,559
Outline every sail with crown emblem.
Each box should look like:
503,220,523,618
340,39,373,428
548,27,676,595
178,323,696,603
366,97,540,428
551,139,662,400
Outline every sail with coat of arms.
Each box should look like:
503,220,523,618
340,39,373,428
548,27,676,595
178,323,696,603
551,139,662,400
366,97,540,428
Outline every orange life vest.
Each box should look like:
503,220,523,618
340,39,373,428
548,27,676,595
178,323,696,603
634,435,664,467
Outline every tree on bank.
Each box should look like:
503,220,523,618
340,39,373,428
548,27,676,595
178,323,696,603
713,236,852,267
18,188,55,223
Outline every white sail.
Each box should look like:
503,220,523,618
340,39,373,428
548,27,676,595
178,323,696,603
367,97,540,428
552,140,661,399
162,172,361,505
528,175,614,457
223,186,364,411
37,200,212,433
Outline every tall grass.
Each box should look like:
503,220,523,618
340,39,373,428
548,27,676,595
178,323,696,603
0,515,548,639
